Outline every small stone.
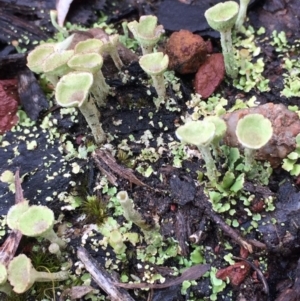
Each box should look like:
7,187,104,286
194,53,225,99
166,29,207,74
222,103,300,167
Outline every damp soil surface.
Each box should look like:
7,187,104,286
0,1,300,301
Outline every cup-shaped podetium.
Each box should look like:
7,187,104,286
26,34,74,75
67,52,109,107
42,50,74,86
8,254,68,294
55,71,106,145
16,205,66,249
27,44,55,74
139,52,169,101
128,15,164,55
74,38,104,54
205,1,239,78
176,120,219,184
236,113,273,170
6,201,30,230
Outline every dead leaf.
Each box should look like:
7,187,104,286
216,261,251,286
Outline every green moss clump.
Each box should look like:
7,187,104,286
81,195,107,225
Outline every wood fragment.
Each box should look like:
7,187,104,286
175,210,189,257
93,149,148,187
77,247,136,301
204,204,254,253
0,170,23,266
18,70,49,120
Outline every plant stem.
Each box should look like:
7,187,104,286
220,30,238,78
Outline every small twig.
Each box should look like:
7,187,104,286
77,247,135,301
204,206,254,253
92,149,148,187
0,169,23,266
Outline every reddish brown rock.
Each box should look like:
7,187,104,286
216,261,251,286
222,103,300,167
0,79,19,134
194,53,225,99
166,29,207,74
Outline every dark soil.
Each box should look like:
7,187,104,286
0,1,300,301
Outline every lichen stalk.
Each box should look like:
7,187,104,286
220,29,238,78
117,191,152,231
109,48,124,70
198,145,218,184
31,269,69,282
141,44,153,55
43,229,66,249
235,0,250,32
244,148,255,171
151,73,166,98
79,98,106,145
91,71,110,107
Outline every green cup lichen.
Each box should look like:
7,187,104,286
55,71,106,145
236,113,273,170
205,1,239,78
176,120,219,184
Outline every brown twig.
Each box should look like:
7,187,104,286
92,149,148,187
77,247,136,301
204,205,254,253
0,169,23,266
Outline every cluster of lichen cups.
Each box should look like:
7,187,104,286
27,34,124,145
176,113,273,186
1,202,68,294
128,15,169,104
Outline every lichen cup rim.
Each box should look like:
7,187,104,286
235,113,273,149
139,52,169,76
55,71,94,108
205,1,239,32
175,120,216,147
